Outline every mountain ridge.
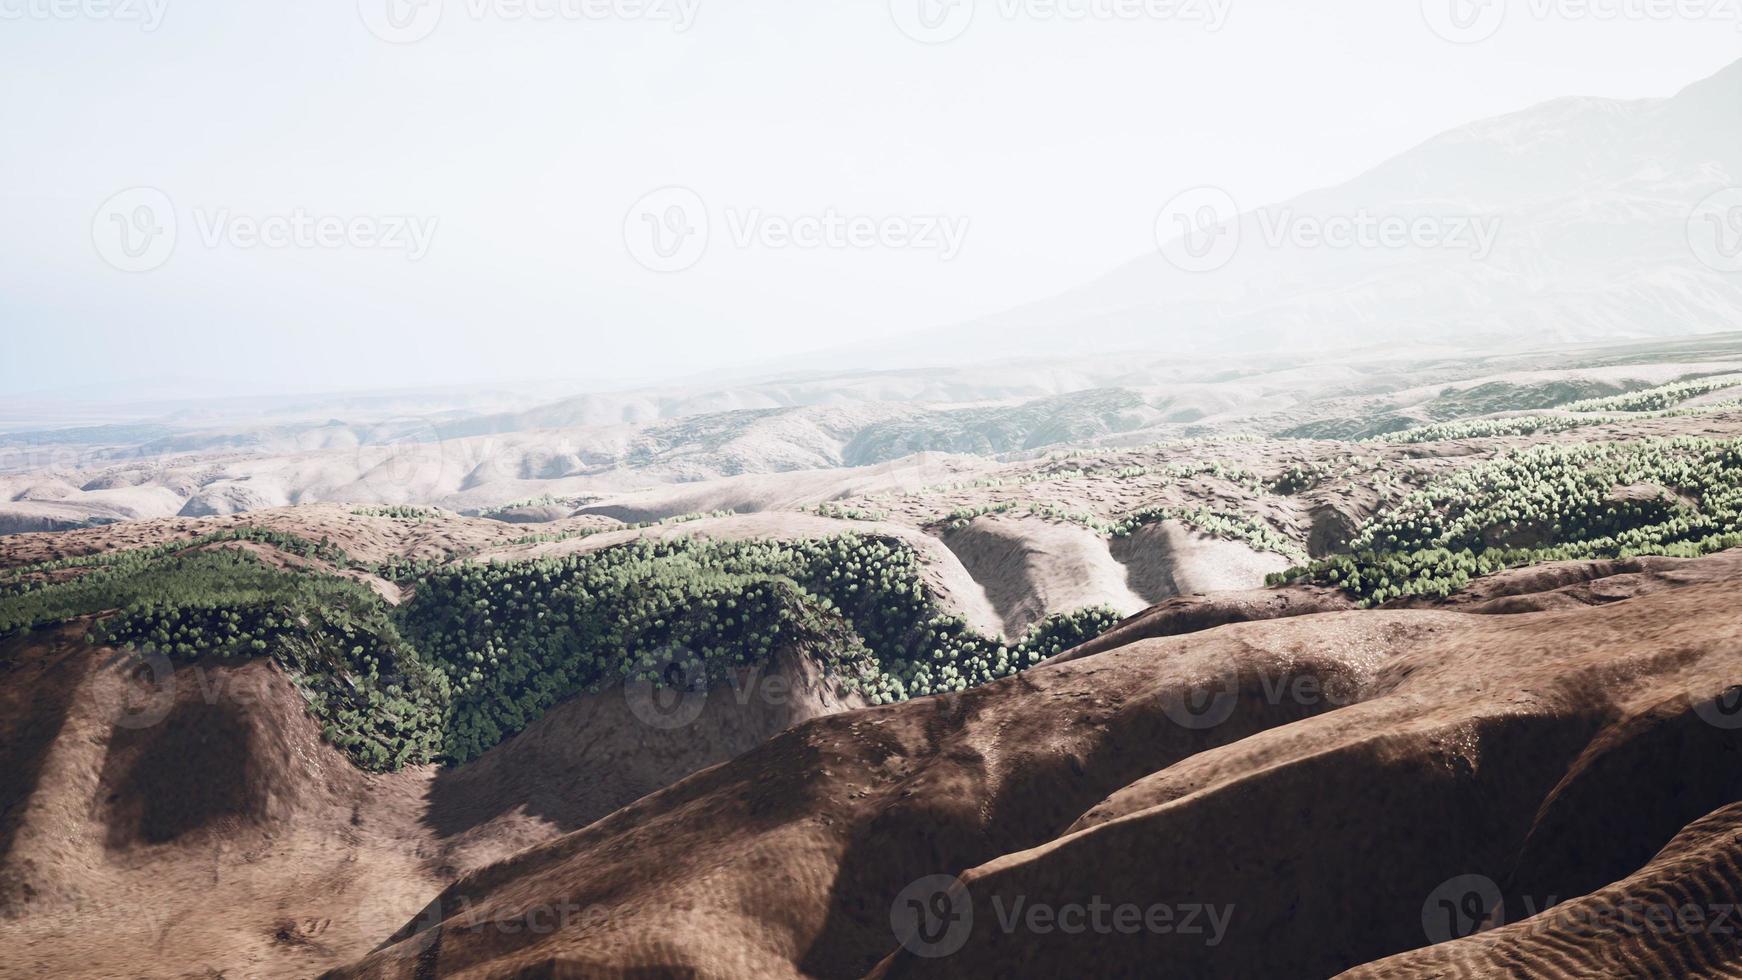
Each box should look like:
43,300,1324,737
838,58,1742,369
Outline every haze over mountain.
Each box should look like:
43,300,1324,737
845,58,1742,368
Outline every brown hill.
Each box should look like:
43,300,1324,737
1345,801,1742,978
314,550,1742,979
0,625,861,979
5,509,1741,978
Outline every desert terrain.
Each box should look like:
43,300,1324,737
8,46,1742,979
3,331,1742,977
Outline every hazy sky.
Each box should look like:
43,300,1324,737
2,1,1737,401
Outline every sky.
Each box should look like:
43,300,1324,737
1,0,1737,402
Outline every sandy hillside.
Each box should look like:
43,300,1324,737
5,541,1737,977
309,550,1742,979
5,340,1742,978
0,623,863,980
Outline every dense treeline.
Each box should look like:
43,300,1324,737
1560,375,1742,413
1376,397,1742,445
397,536,1121,760
0,526,350,584
1277,437,1742,605
0,531,1120,770
0,548,447,769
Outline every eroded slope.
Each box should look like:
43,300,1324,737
323,552,1742,979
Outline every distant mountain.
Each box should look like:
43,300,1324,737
892,59,1742,363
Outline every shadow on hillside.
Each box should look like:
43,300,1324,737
0,632,87,876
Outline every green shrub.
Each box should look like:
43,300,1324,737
0,530,1121,770
1375,399,1742,445
1,548,447,770
1561,375,1742,413
1279,437,1742,605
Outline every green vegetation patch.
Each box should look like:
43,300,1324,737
1277,437,1742,605
399,536,1121,761
0,530,1121,770
1,547,447,770
1423,379,1629,419
0,526,352,582
813,503,889,522
1373,398,1742,445
1561,374,1742,413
